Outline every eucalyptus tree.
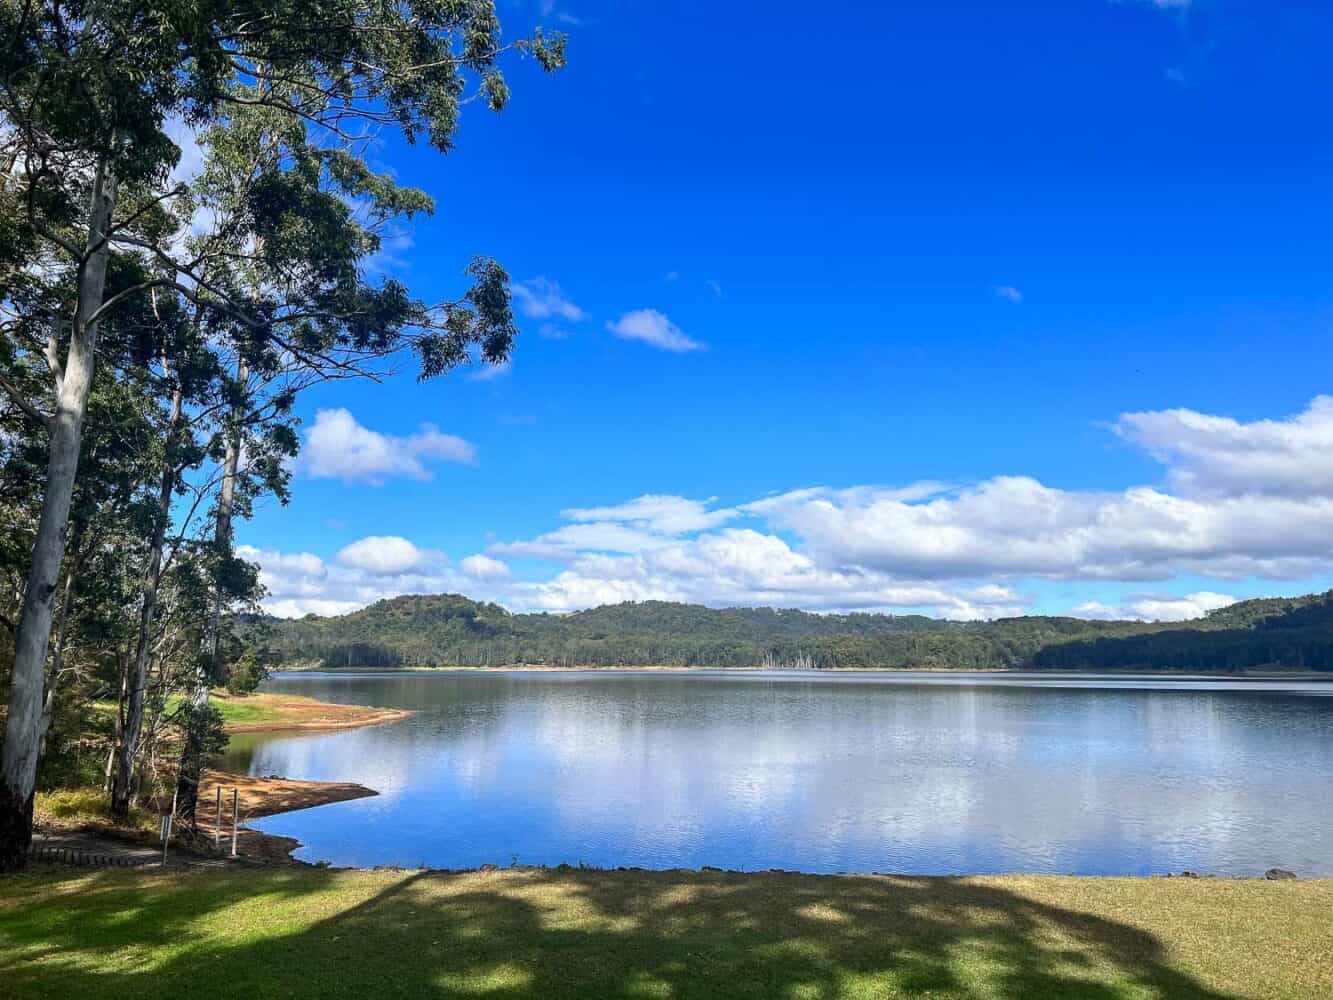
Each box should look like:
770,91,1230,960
0,0,565,869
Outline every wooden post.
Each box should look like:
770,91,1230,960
215,786,222,845
230,788,239,857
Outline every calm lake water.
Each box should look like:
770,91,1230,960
231,670,1333,876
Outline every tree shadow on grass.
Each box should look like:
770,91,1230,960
0,866,1239,999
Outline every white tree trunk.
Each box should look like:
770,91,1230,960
1,161,117,870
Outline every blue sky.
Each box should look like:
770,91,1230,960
236,0,1333,621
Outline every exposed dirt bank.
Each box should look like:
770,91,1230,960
194,769,377,863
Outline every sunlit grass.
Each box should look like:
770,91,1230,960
32,787,159,836
1,867,1329,998
160,692,287,725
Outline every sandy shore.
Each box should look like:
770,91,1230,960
192,692,415,861
214,691,413,733
193,770,377,862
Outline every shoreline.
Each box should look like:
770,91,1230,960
202,692,413,861
214,691,413,734
195,770,378,863
33,692,409,865
275,663,1333,680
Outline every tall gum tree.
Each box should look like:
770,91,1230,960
0,0,566,870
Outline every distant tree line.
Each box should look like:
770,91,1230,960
254,591,1333,673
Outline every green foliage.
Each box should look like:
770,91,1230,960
1033,592,1333,671
174,701,227,780
258,591,1333,672
225,649,271,695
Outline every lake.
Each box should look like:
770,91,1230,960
231,670,1333,876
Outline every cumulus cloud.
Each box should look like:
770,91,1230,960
509,530,1026,619
337,536,425,575
247,397,1333,620
994,285,1024,304
606,309,705,352
302,408,475,484
1124,591,1236,621
1074,591,1235,622
490,495,739,561
512,276,588,322
242,539,496,618
752,476,1333,582
1115,396,1333,498
461,554,512,581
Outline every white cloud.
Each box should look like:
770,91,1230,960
512,277,588,322
242,540,501,618
302,408,475,484
563,494,738,535
606,309,705,353
1124,591,1235,622
994,285,1024,304
248,397,1333,621
1072,601,1123,620
1115,396,1333,498
461,554,512,581
511,529,1025,619
490,495,739,561
337,536,425,575
753,476,1333,582
491,522,676,560
1072,591,1235,622
705,279,723,298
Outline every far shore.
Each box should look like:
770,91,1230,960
274,663,1333,680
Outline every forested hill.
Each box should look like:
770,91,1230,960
256,591,1333,672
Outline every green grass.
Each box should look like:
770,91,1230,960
1,867,1329,999
32,788,161,836
207,696,284,725
162,692,288,725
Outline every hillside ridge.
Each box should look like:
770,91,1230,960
255,590,1333,672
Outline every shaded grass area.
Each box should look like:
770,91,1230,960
33,788,160,837
2,867,1330,999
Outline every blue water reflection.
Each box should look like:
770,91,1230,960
235,671,1333,876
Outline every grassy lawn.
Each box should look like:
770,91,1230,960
1,867,1329,999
